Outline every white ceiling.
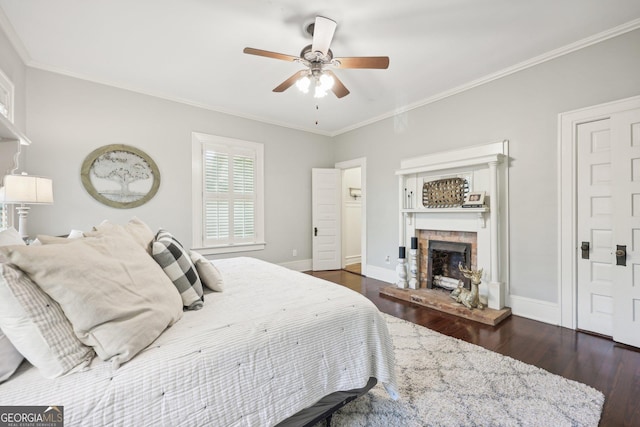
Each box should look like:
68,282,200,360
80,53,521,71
1,0,640,136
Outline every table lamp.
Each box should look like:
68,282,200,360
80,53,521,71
0,173,54,239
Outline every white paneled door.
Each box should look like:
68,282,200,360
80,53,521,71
312,168,341,271
577,108,640,347
577,118,614,336
611,109,640,348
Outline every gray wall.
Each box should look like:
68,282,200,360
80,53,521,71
23,69,334,265
333,29,640,303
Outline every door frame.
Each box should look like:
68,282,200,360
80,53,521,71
335,157,367,277
558,95,640,329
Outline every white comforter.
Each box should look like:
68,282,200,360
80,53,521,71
0,257,397,426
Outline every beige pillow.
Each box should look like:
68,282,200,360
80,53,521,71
35,230,85,245
0,330,23,383
0,227,24,247
190,251,224,292
35,235,76,245
0,262,94,378
88,217,155,253
2,232,183,368
0,228,26,382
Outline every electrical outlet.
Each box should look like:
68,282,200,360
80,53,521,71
292,249,298,257
385,255,390,264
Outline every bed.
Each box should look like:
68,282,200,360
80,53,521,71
0,228,398,427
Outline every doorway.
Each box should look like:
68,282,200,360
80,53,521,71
336,158,367,276
342,167,362,274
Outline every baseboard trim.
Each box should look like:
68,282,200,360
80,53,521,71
279,259,312,272
345,255,361,265
365,264,396,284
508,295,560,326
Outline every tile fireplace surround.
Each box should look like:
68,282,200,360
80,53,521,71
395,141,509,310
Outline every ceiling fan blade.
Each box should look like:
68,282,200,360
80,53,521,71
325,70,350,98
273,70,308,93
243,47,299,62
333,56,390,69
311,16,337,56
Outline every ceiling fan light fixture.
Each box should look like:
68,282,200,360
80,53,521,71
314,85,328,98
319,73,334,91
296,75,311,93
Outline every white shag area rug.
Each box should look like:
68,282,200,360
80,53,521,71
329,314,604,427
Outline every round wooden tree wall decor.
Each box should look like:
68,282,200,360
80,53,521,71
81,144,160,209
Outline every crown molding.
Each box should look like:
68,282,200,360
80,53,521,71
332,18,640,136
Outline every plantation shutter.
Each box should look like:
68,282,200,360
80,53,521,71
202,144,256,246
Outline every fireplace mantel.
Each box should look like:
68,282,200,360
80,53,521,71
401,207,488,213
395,141,509,310
401,207,489,227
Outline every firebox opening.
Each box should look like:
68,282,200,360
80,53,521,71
427,240,471,291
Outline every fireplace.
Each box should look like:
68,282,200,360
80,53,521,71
426,240,471,290
395,141,509,310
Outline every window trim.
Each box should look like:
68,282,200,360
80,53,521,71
192,132,265,255
0,68,14,122
0,66,15,230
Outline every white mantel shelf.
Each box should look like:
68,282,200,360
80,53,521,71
401,207,488,214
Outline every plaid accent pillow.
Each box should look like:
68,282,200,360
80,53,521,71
152,230,204,310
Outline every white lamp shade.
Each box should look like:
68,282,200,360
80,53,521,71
0,174,54,204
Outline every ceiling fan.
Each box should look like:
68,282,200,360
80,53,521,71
243,16,389,99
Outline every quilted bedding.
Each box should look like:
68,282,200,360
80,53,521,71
0,257,397,426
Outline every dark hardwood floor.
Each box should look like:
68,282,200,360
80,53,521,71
307,269,640,427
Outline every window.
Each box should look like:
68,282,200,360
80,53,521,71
192,133,264,254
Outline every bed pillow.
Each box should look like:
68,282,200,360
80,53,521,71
152,230,204,310
2,231,183,369
34,235,76,245
0,262,95,378
0,227,23,246
0,330,23,383
35,230,85,245
90,217,155,253
190,251,224,292
0,227,26,382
